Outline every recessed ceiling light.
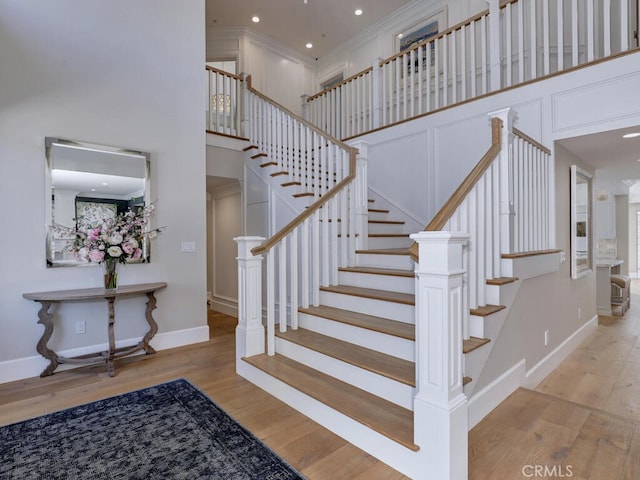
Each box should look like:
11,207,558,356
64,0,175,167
306,43,313,49
623,132,640,138
251,16,260,23
354,9,363,16
397,33,404,38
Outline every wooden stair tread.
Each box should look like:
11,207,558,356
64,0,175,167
368,208,390,213
251,153,268,159
243,145,258,152
243,354,418,451
293,192,315,198
299,305,415,340
276,328,415,386
339,266,413,278
281,181,301,187
320,285,414,305
486,277,518,285
260,161,278,168
463,376,472,386
501,249,562,259
470,304,506,316
355,248,411,255
368,219,405,225
463,336,491,354
368,233,410,238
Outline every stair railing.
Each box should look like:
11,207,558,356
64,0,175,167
206,66,243,137
240,78,359,356
305,0,634,140
410,108,552,338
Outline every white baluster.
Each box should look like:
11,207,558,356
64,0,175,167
279,237,287,333
291,229,299,330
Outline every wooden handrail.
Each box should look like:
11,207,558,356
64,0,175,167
205,65,244,81
246,76,348,148
408,117,503,261
246,76,358,256
513,127,551,155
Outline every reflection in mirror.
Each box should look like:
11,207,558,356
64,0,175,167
45,138,151,267
570,165,592,279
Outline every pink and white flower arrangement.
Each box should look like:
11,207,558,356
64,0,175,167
54,203,164,264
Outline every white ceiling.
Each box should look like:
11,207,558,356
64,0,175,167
206,0,414,59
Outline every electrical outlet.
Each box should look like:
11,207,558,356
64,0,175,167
75,321,86,334
544,329,549,347
578,308,581,319
181,241,196,253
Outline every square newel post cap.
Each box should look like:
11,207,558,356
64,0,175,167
234,236,266,258
410,231,469,273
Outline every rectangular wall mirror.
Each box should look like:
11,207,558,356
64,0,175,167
570,165,592,279
45,137,151,267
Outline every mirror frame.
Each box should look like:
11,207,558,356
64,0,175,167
570,165,593,279
45,137,151,268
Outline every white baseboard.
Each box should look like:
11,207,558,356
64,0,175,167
468,360,526,429
467,314,598,429
523,315,598,389
0,326,210,385
211,296,238,317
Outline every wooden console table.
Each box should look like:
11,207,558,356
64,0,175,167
23,282,167,377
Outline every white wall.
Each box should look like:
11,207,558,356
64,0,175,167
207,27,316,115
0,0,207,382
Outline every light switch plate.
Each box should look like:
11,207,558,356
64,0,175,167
181,241,196,253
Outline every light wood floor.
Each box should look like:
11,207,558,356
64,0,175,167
3,286,640,479
469,280,640,479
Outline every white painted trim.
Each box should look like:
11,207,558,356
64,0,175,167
0,326,209,385
212,295,239,317
467,360,526,429
467,314,598,429
206,132,247,150
523,314,598,388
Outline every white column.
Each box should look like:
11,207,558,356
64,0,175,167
348,141,369,251
235,236,266,364
410,231,468,480
487,0,502,91
371,57,383,129
489,108,516,257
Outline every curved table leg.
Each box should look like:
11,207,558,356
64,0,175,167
107,298,116,377
36,301,59,377
142,292,158,355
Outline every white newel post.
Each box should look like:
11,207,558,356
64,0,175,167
235,237,266,366
349,141,369,251
489,108,515,257
300,94,310,122
410,231,469,480
371,58,383,129
487,0,502,92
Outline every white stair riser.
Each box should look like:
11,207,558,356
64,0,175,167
275,337,414,410
485,281,519,306
367,236,413,250
298,313,415,361
469,310,507,340
319,291,414,324
356,253,415,270
368,222,407,234
463,344,492,397
237,360,421,479
338,271,414,294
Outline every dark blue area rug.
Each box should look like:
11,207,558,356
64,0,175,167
0,379,305,479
